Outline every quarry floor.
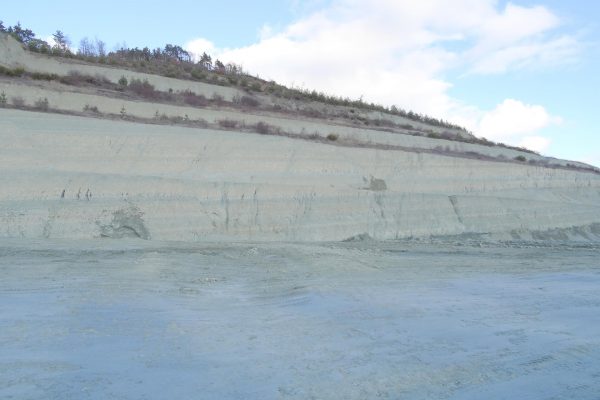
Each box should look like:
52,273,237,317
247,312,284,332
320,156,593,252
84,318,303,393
1,239,599,399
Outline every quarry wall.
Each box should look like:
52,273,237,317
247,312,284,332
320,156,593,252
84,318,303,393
2,110,599,241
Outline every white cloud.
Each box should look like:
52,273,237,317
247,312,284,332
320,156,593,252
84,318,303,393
472,99,562,153
478,99,562,140
518,136,552,153
44,35,57,48
469,35,580,74
185,38,216,62
185,0,577,153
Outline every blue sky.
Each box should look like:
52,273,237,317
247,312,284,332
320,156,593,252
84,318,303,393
2,1,599,165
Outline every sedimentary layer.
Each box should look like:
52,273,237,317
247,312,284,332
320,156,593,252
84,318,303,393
2,109,599,241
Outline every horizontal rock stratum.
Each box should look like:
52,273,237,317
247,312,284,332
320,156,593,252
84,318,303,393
1,34,599,242
2,109,599,241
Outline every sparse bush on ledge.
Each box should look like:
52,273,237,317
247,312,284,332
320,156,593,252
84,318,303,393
299,108,324,119
157,112,169,121
59,71,110,87
514,155,527,162
0,91,7,106
181,90,208,107
30,72,59,81
11,96,25,107
0,65,25,77
327,133,339,141
255,121,281,135
233,95,260,108
218,119,238,129
83,104,100,114
33,97,49,111
211,93,225,106
128,78,159,99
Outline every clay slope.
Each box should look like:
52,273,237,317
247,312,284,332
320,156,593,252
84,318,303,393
1,109,599,241
1,33,599,242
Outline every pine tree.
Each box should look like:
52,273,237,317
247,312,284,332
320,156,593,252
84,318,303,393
52,30,70,53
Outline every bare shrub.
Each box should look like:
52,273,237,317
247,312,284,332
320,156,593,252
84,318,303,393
128,78,159,99
191,118,209,128
169,115,185,124
181,90,208,107
301,108,324,118
218,119,238,129
58,71,87,86
371,118,395,128
95,74,112,86
83,104,100,113
255,121,277,135
59,71,110,87
30,72,59,81
34,97,49,111
465,151,484,159
211,93,225,106
326,133,339,141
514,155,527,162
0,91,7,106
11,96,25,107
233,95,260,108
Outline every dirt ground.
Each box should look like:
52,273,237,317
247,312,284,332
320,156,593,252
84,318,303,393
1,238,599,399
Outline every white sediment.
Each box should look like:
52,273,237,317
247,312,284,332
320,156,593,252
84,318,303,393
1,34,599,242
1,109,599,241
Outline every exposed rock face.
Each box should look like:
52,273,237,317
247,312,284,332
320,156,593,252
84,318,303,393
1,33,598,242
97,206,150,240
1,110,599,242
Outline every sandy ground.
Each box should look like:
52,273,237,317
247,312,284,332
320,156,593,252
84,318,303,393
1,239,599,399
